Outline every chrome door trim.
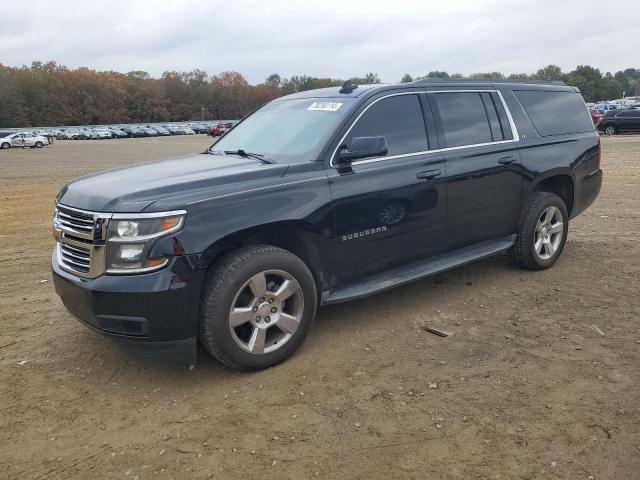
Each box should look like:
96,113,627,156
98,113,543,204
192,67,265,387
330,89,520,169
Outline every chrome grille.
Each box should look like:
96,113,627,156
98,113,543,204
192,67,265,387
54,204,111,278
59,242,91,273
56,205,95,238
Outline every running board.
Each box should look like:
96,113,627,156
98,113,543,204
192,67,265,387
321,235,515,305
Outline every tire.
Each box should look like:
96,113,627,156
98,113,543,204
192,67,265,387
0,142,9,149
199,245,317,370
512,192,569,270
35,141,43,148
603,124,617,135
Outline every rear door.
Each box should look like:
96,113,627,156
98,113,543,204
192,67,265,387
430,90,522,249
617,110,640,132
23,134,35,146
327,91,447,284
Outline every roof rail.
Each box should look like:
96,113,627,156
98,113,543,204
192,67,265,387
412,77,566,86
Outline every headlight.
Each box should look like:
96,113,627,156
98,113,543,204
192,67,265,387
105,211,186,274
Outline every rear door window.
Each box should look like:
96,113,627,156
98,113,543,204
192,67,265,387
514,90,593,136
345,94,428,156
432,92,494,148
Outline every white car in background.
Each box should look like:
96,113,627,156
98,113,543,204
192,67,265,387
95,129,112,139
0,132,48,149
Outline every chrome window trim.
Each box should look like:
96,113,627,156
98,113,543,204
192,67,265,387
330,89,520,169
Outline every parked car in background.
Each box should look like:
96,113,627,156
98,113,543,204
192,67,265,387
180,126,196,135
209,122,233,136
70,129,89,140
108,127,129,139
150,125,170,136
122,126,144,138
139,126,159,137
95,129,112,139
590,110,604,126
85,129,100,140
55,129,70,140
164,125,182,135
598,109,640,135
189,123,210,134
1,132,47,149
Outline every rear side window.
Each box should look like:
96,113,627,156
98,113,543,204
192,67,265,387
345,94,428,156
432,92,493,148
514,90,593,136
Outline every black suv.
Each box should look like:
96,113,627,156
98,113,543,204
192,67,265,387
598,107,640,135
52,80,602,370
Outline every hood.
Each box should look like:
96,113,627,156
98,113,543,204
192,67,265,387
57,154,288,213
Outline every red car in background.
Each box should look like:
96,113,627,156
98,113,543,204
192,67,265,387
209,122,233,136
590,110,604,126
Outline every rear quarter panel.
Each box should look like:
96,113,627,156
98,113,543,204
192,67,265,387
502,88,601,219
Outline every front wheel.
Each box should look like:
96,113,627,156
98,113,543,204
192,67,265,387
512,192,569,270
35,141,43,148
199,245,317,370
0,142,10,149
603,124,617,135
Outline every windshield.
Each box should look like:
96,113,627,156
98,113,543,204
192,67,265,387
210,98,356,163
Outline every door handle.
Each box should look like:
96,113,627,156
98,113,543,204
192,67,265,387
498,156,518,165
417,169,441,180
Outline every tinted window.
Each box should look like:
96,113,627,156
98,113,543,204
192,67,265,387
433,92,493,147
345,94,428,156
619,110,640,117
480,92,503,142
514,90,593,136
490,92,514,140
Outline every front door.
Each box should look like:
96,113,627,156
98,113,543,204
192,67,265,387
430,90,523,248
10,134,25,148
327,92,446,285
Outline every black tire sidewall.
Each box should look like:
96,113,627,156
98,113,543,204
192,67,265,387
1,142,9,149
200,247,317,370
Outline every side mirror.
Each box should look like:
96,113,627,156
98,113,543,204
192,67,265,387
337,136,388,165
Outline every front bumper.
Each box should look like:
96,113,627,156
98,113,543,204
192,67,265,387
52,251,205,367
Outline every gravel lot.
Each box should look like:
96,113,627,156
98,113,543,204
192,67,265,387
1,135,639,479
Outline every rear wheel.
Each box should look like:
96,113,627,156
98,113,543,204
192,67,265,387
512,192,568,270
603,124,617,135
199,245,317,370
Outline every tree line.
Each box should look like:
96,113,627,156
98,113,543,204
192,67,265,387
0,62,638,128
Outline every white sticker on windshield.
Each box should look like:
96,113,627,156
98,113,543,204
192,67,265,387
307,102,343,112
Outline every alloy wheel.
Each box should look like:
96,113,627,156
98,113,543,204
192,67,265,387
534,206,564,260
228,269,304,355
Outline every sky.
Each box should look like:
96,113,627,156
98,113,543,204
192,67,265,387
0,0,637,84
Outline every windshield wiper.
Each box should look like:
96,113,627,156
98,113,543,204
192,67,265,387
224,149,273,164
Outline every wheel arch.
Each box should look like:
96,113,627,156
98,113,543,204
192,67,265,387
532,172,575,217
200,220,329,294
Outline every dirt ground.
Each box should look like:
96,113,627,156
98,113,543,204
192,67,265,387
1,135,638,480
